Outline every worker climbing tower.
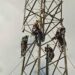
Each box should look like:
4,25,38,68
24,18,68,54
21,0,68,75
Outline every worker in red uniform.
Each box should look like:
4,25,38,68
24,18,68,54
32,20,43,45
32,20,39,34
55,27,66,48
32,20,39,42
21,35,28,57
45,45,54,62
48,47,54,62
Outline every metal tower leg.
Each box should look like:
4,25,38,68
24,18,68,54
64,47,68,75
21,57,25,75
38,41,41,75
46,45,49,75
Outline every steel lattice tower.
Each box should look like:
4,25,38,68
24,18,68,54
21,0,68,75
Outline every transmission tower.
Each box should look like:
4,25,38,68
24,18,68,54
21,0,68,75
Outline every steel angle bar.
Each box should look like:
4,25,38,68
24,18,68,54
41,38,54,46
53,41,58,51
52,51,63,75
41,47,45,53
45,1,62,34
28,0,34,6
53,64,63,75
40,56,64,70
57,9,61,14
45,21,61,35
26,54,46,67
24,40,35,57
24,13,35,20
45,1,62,18
26,8,40,17
27,15,37,23
23,0,38,25
45,12,60,21
47,34,62,52
24,41,36,70
29,59,37,75
47,0,55,13
49,1,62,14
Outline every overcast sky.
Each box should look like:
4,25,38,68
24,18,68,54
0,0,75,75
